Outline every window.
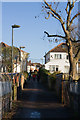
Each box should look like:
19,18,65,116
49,65,55,72
66,55,68,59
55,54,56,59
51,55,53,58
56,65,58,71
53,66,55,71
49,65,59,72
54,54,62,59
3,66,5,72
60,54,62,59
65,66,69,73
78,59,80,62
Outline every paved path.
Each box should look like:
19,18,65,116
12,80,73,119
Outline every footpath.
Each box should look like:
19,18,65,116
3,78,74,119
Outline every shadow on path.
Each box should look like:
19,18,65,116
12,80,73,119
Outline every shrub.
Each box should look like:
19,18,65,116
39,67,50,84
49,72,61,90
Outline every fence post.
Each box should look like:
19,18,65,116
62,74,64,104
48,75,51,89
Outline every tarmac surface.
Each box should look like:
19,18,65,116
12,79,74,119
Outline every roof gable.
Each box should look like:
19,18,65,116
1,42,9,47
49,43,67,52
0,42,28,54
45,43,67,57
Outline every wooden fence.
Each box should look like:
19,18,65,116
56,73,80,114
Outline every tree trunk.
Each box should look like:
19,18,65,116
67,40,77,80
69,60,77,80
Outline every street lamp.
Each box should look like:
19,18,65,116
20,46,25,49
11,24,20,105
11,24,20,76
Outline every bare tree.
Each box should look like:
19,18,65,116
43,0,80,80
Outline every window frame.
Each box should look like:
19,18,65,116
54,54,62,59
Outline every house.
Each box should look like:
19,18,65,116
27,60,42,73
0,42,28,73
0,42,9,72
13,48,28,73
44,43,70,73
44,42,80,74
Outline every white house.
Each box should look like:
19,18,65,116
44,43,70,73
27,60,42,73
13,48,28,73
44,42,80,74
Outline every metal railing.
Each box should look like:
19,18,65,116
0,73,12,120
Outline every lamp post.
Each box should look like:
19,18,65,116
15,55,18,73
11,24,20,102
11,24,20,78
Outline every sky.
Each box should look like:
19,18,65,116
2,1,79,64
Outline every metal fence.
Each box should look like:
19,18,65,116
0,74,12,120
0,72,25,120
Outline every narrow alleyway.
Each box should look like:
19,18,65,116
12,79,73,119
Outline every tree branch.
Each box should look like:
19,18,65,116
74,47,80,59
44,0,61,19
65,2,69,14
70,13,80,26
45,11,60,20
44,31,66,39
72,0,77,7
66,1,74,29
44,0,67,35
70,36,80,42
45,11,51,19
71,39,80,42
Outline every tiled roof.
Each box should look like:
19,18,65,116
27,61,42,66
50,42,67,52
0,42,27,53
45,42,67,56
18,48,26,53
1,42,9,47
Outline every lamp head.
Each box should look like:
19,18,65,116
20,46,25,49
12,24,20,28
